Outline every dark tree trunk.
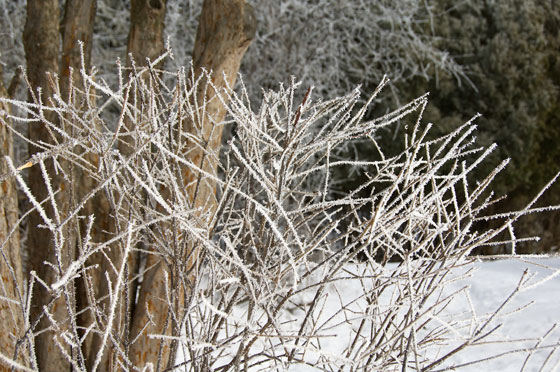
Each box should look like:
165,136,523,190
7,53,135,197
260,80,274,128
24,0,98,369
125,1,171,369
58,1,111,369
127,0,168,69
23,1,75,370
60,0,97,96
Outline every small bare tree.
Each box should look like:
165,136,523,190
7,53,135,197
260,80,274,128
13,0,256,370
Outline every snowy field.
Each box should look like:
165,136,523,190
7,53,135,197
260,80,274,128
441,257,560,371
283,257,560,372
176,257,560,371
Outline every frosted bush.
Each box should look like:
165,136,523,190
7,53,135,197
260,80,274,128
0,58,558,370
1,0,467,105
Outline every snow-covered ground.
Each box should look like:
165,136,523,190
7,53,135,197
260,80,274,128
177,257,560,371
441,257,560,371
284,257,560,372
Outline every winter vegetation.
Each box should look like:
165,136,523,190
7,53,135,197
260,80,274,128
3,0,559,253
0,0,559,371
398,0,560,254
0,53,558,371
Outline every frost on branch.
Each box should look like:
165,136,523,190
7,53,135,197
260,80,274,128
0,62,558,371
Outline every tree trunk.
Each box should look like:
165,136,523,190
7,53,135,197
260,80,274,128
19,0,257,369
23,2,78,371
60,0,97,97
185,0,257,210
127,0,256,370
127,0,168,69
59,1,114,370
23,0,99,369
125,1,171,369
0,67,29,371
121,0,168,157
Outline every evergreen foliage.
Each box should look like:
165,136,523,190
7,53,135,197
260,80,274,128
393,0,560,253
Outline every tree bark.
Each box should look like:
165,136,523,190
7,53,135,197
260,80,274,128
185,0,256,211
60,0,97,97
74,0,171,367
127,0,168,69
127,1,256,370
124,1,170,369
0,67,29,371
23,2,77,371
58,1,112,370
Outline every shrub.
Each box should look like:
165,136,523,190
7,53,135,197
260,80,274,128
0,59,558,370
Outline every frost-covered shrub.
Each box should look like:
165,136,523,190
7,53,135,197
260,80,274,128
163,0,467,105
0,59,558,370
0,0,466,104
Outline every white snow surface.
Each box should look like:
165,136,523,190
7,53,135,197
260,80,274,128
441,257,560,372
283,257,560,372
178,257,560,371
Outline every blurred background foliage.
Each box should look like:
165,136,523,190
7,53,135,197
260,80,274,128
392,0,560,253
1,0,558,253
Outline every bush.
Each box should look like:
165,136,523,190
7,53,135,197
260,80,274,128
0,59,558,370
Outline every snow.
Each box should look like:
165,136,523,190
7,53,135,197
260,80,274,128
284,257,560,372
174,255,560,371
442,257,560,371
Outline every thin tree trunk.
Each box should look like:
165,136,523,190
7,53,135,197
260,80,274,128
128,1,256,370
185,0,257,210
23,1,78,371
60,0,97,96
121,0,168,156
0,67,29,371
58,1,114,370
119,1,170,370
125,1,170,368
126,0,168,69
